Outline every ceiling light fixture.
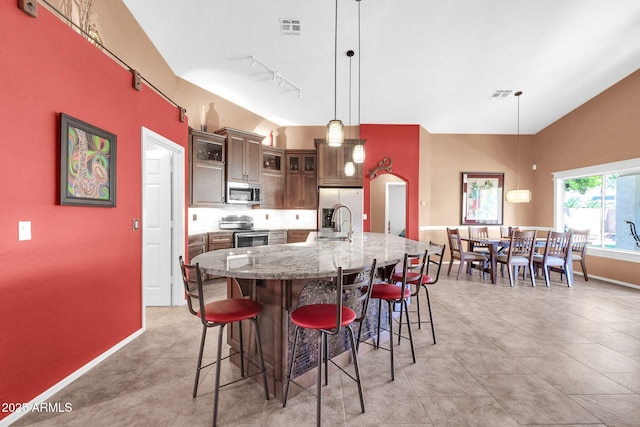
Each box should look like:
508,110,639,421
505,91,531,203
248,55,302,98
352,0,365,164
326,0,344,147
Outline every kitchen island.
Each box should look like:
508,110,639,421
192,232,441,400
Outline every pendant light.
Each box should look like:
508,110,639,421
326,0,344,147
505,90,531,203
344,50,355,176
352,0,365,163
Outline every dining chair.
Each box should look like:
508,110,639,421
178,257,269,427
534,230,573,287
446,228,489,280
283,260,377,427
568,228,590,281
394,242,446,344
496,230,537,287
468,226,490,254
498,226,519,276
366,253,423,381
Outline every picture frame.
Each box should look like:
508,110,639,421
461,172,504,225
60,113,117,207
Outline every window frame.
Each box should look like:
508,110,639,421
553,157,640,263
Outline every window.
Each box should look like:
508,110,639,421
554,158,640,259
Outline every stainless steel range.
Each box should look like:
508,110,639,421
219,215,269,248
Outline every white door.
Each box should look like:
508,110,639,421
386,182,406,236
143,141,173,306
141,127,185,310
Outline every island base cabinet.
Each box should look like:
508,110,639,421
227,276,387,401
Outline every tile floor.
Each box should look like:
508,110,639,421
13,270,640,426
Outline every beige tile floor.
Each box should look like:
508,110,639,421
13,269,640,427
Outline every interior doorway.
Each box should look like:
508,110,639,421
386,182,407,235
369,174,407,236
141,127,185,308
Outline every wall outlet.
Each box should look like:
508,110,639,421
18,221,31,241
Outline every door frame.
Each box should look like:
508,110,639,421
141,127,185,318
385,181,407,235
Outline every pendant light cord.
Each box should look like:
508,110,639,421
357,0,361,139
333,0,338,120
515,90,522,191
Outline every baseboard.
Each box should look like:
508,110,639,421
0,328,144,427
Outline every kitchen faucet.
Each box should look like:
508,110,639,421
331,204,353,242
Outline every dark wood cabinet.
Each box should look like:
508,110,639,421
287,229,314,243
206,232,233,279
260,147,285,209
285,150,317,209
215,127,263,184
190,129,226,207
208,232,234,250
315,139,364,187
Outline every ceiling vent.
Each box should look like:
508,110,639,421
280,18,302,36
490,90,513,100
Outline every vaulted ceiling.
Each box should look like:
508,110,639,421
122,0,640,134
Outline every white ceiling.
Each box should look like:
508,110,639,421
122,0,640,134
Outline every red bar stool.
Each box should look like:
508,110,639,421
179,257,269,427
368,251,427,380
394,242,446,344
283,260,377,427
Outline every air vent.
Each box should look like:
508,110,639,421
280,18,302,36
490,89,513,99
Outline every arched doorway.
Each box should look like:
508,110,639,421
370,174,407,236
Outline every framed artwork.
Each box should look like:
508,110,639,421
461,172,504,225
60,113,117,207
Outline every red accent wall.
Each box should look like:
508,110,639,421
0,4,188,417
360,124,421,240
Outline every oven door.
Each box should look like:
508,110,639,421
234,232,270,248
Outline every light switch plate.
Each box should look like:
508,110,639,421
18,221,31,241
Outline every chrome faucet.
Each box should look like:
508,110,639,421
331,204,353,242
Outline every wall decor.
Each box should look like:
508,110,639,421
461,172,503,225
60,113,116,207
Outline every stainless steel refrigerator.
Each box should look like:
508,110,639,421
318,188,364,233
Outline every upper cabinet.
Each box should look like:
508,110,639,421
285,150,317,209
189,128,226,207
215,127,263,184
260,146,285,209
315,139,364,187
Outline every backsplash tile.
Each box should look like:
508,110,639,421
188,206,317,234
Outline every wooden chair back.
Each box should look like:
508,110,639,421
446,227,463,256
544,231,573,260
570,228,589,257
506,230,537,261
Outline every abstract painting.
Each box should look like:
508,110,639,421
59,113,116,207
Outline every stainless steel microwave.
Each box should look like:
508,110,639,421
226,182,261,205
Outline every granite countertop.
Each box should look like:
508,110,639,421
191,232,441,280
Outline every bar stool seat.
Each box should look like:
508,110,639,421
371,283,411,300
199,299,262,324
290,304,356,329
